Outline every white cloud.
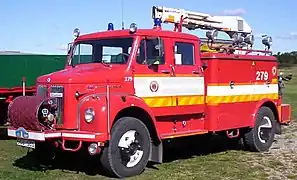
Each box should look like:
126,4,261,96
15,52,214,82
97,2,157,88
275,32,297,40
57,44,68,51
254,33,265,39
222,8,246,16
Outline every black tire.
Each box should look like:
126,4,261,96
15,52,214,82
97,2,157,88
100,117,151,178
243,106,276,152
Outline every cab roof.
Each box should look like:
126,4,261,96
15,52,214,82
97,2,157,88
76,29,200,41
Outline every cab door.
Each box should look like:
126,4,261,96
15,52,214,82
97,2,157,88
170,38,205,114
132,36,175,116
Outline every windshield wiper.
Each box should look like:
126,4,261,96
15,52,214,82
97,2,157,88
101,61,111,68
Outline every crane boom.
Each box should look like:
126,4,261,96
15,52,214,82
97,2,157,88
152,6,253,36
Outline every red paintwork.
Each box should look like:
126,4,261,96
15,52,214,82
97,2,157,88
201,53,279,131
279,104,292,124
7,27,292,150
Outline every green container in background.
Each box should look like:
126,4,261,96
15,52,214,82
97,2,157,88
0,54,66,89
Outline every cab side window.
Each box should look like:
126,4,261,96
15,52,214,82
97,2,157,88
174,42,194,65
136,38,165,65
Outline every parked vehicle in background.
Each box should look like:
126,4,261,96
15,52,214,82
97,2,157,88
0,53,65,125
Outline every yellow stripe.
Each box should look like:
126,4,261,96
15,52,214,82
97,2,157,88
177,96,204,106
206,93,279,104
142,94,279,107
142,96,204,107
142,96,174,107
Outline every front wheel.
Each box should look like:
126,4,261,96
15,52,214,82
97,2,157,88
100,117,151,178
243,106,276,152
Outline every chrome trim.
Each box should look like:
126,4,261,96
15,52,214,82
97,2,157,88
107,85,110,134
76,91,130,130
50,85,64,125
77,93,104,130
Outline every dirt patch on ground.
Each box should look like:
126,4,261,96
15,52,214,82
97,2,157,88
246,123,297,180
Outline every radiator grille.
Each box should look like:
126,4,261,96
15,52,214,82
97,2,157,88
50,85,64,125
37,85,48,98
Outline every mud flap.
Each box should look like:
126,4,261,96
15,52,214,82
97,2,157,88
275,121,282,135
149,141,163,164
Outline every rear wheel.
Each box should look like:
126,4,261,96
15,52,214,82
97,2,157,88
243,106,276,152
100,117,151,178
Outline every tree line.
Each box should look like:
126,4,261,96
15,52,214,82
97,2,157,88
274,51,297,68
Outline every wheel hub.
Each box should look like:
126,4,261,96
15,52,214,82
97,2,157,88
257,116,273,144
128,142,141,155
118,130,144,168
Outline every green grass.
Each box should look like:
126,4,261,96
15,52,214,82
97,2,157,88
0,67,296,180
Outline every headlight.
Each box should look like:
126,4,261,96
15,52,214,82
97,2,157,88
85,108,95,123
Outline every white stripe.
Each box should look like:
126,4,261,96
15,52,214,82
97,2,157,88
207,84,278,96
7,129,45,141
45,133,61,138
8,129,96,140
134,77,205,97
62,133,96,139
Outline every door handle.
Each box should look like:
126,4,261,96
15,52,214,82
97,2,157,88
265,80,270,85
170,65,175,76
230,81,235,89
161,69,170,74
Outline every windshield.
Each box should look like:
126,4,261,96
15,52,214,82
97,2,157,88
69,37,133,66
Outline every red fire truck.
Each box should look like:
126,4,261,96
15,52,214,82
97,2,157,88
7,6,292,178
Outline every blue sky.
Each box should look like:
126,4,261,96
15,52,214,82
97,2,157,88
1,0,296,54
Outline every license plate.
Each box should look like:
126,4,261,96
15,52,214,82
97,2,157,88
50,92,63,97
16,138,35,149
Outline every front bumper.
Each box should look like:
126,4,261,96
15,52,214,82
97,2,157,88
7,126,108,143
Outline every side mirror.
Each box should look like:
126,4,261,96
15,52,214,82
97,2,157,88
67,42,73,54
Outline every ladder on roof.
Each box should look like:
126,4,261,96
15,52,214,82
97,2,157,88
152,6,273,55
152,6,253,38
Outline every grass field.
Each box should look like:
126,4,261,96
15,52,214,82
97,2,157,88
0,68,296,180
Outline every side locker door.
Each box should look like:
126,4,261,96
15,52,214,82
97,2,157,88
170,38,205,115
132,36,175,116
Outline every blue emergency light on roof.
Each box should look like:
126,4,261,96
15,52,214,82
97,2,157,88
107,23,114,31
154,18,162,27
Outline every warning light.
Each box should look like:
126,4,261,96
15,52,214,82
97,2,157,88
107,23,114,31
73,28,80,38
129,23,137,33
153,18,162,29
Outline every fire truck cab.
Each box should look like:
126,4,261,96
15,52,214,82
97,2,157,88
7,6,292,178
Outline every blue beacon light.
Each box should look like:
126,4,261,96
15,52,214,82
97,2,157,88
107,23,114,31
154,18,162,29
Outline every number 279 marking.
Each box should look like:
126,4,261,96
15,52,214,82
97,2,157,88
256,71,269,80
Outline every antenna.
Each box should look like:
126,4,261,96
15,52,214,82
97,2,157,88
121,0,124,29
